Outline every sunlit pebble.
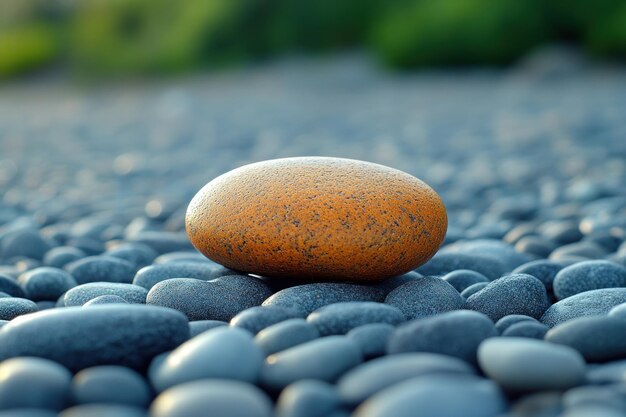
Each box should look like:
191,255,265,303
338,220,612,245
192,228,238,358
146,200,164,218
113,154,140,176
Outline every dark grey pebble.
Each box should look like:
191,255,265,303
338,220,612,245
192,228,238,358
502,321,548,339
150,326,263,392
146,275,273,321
508,392,563,417
262,283,386,316
36,301,57,310
0,297,38,320
514,235,558,258
132,262,227,290
307,302,404,336
545,316,626,362
105,243,158,269
18,267,77,301
255,319,320,355
385,276,465,320
276,380,342,417
0,273,26,297
541,288,626,327
372,271,423,294
188,320,227,337
260,336,362,391
550,241,607,261
153,251,214,264
563,385,626,412
65,237,105,256
495,314,538,333
586,360,626,384
441,269,489,292
478,337,585,391
127,231,193,254
416,252,506,280
0,357,71,411
83,295,130,306
346,323,395,359
72,365,151,407
230,306,303,333
0,305,188,371
64,283,147,306
553,260,626,300
609,302,626,317
440,239,531,270
540,221,583,245
512,259,567,292
460,282,488,299
65,256,136,284
150,380,272,417
337,353,475,406
0,229,51,261
467,273,549,321
387,310,497,364
60,404,147,417
43,246,86,268
353,374,506,417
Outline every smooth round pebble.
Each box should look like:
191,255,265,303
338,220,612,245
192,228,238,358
0,357,71,411
495,314,539,333
346,323,395,359
43,246,86,268
276,380,342,417
467,273,549,321
186,157,447,281
230,306,303,333
514,235,558,258
0,297,38,320
255,318,320,355
563,385,626,412
553,260,626,300
512,259,566,292
260,336,362,391
441,269,489,293
127,231,193,254
609,302,626,318
147,275,273,321
263,283,386,316
0,305,189,371
150,326,263,392
337,353,475,405
18,267,77,301
188,320,227,337
132,262,226,290
384,276,465,320
0,273,26,297
416,252,506,280
65,256,136,284
387,310,497,364
478,337,586,391
151,380,272,417
307,302,404,336
507,391,563,417
502,321,548,339
72,366,151,407
541,288,626,327
83,295,130,306
0,229,51,262
460,282,488,299
105,243,158,269
59,405,147,417
64,282,147,306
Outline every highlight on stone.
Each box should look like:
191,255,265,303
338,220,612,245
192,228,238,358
185,157,447,282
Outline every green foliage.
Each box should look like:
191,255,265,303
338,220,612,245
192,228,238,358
370,0,552,68
0,24,58,79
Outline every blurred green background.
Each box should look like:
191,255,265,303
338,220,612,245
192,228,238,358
1,0,625,80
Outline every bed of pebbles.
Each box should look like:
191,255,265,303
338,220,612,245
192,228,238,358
0,52,626,416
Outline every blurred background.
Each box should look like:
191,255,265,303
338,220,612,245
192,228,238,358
1,0,625,246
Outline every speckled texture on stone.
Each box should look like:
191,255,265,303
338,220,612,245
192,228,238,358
416,252,506,280
387,310,497,364
18,267,77,301
147,275,273,321
512,260,567,292
262,283,386,316
347,323,395,359
501,321,548,339
541,288,626,327
186,157,447,282
441,270,489,293
65,256,136,285
255,319,320,355
460,282,489,299
553,260,626,300
0,297,38,320
64,283,148,307
230,306,303,333
467,274,549,321
0,305,189,372
384,276,465,320
132,262,229,290
83,295,130,306
337,353,475,406
307,302,404,336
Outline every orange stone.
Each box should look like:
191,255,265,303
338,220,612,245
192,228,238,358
185,157,447,282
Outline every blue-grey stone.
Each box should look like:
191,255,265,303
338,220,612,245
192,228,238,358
441,269,489,293
64,283,147,306
541,288,626,327
387,310,497,364
467,273,549,321
508,392,563,417
72,366,151,407
83,295,129,306
276,380,341,417
147,275,273,321
307,302,404,336
495,314,538,333
65,256,136,284
346,323,394,359
60,405,147,417
263,283,386,316
586,360,626,384
460,282,488,299
563,386,626,412
105,243,158,269
260,336,362,391
43,246,86,269
439,239,531,270
385,277,465,320
550,241,607,261
514,236,558,258
0,297,38,320
512,259,567,292
0,410,58,417
416,252,506,280
502,321,548,339
0,305,188,371
553,260,626,300
478,337,585,391
255,319,320,355
18,267,77,301
153,251,214,264
337,353,475,406
127,231,193,254
0,273,25,297
230,306,302,334
188,320,227,337
132,262,229,290
373,271,423,294
0,229,52,261
150,326,263,392
559,405,626,417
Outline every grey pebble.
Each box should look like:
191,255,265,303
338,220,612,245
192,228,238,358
188,320,227,337
255,318,320,355
0,273,26,297
541,288,626,327
0,297,38,320
384,276,465,320
43,246,86,269
307,302,404,336
105,243,159,269
230,306,303,334
72,365,151,407
495,314,539,333
553,260,626,300
416,252,506,280
132,262,228,290
18,267,77,301
83,295,130,306
441,269,489,293
460,282,488,299
346,323,395,359
64,282,147,306
502,321,548,339
275,380,342,417
65,256,136,284
59,405,147,417
512,259,567,292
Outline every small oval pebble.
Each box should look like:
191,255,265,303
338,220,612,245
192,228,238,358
83,295,129,306
495,314,539,333
188,320,227,337
132,262,227,290
512,259,567,292
541,288,626,327
441,269,489,293
0,305,188,371
502,321,548,339
416,252,506,280
64,283,147,306
384,276,465,320
0,273,26,297
186,157,447,281
478,337,585,391
387,310,497,364
18,267,77,301
65,256,136,284
307,302,404,336
460,282,488,299
59,405,147,417
72,366,151,407
230,306,303,333
276,380,342,417
43,246,86,268
553,260,626,300
255,318,320,355
467,273,549,321
0,296,37,320
337,353,475,406
0,357,71,411
260,335,362,391
150,326,263,392
563,385,626,412
346,323,395,359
